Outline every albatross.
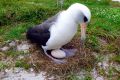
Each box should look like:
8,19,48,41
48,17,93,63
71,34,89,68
26,3,91,63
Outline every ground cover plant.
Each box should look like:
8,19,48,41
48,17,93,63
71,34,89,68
0,0,120,80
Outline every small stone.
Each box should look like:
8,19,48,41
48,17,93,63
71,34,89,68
30,68,34,72
98,62,102,67
9,41,16,47
24,50,29,53
1,46,10,51
14,68,21,73
18,55,24,59
5,69,9,73
102,61,109,69
96,76,104,80
17,44,30,52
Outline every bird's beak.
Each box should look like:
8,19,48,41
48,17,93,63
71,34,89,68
80,22,87,46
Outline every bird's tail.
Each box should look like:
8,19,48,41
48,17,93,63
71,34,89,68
26,28,41,44
26,27,50,46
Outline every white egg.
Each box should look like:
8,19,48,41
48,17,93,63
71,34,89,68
51,49,66,59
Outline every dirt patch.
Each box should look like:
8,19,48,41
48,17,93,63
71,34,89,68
25,36,96,79
1,36,120,79
0,68,47,80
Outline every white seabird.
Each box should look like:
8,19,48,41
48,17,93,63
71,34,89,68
27,3,91,63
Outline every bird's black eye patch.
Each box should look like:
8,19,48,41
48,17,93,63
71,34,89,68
84,16,88,22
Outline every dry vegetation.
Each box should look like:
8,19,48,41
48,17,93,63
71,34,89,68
0,0,120,80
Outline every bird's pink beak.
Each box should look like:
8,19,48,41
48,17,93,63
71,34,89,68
80,22,87,45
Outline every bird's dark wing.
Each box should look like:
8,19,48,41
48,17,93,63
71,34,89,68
26,12,61,46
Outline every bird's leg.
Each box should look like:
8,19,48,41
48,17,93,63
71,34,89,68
42,46,66,64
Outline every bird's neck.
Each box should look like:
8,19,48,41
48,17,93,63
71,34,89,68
66,8,84,24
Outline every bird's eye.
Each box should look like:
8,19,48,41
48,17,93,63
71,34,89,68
84,16,88,22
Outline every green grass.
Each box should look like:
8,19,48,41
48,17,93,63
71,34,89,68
0,0,120,79
67,74,80,80
0,61,7,70
15,59,30,69
112,55,120,63
2,23,34,40
0,0,120,43
84,76,92,80
0,0,120,36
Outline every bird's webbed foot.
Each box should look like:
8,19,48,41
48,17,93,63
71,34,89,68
42,47,77,64
61,48,77,58
43,49,67,64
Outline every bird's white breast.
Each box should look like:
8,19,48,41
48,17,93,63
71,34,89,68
45,11,78,50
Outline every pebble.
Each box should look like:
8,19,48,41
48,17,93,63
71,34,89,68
2,68,46,80
98,61,109,70
30,68,34,72
0,46,10,51
14,68,23,73
18,55,24,59
9,41,16,47
102,61,109,69
5,69,9,73
96,76,104,80
17,44,30,52
98,62,102,67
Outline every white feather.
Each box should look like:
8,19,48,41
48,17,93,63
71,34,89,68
45,11,77,50
42,3,91,50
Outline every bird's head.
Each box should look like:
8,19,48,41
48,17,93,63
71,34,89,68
67,3,91,43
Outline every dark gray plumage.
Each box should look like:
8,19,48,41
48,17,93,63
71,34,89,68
26,12,61,46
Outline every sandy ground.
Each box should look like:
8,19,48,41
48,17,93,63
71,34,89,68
112,0,120,2
0,68,46,80
0,67,106,80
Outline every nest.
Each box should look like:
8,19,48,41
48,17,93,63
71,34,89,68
26,35,96,79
